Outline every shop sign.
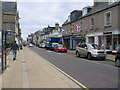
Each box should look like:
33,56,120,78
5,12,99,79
6,30,12,35
103,32,112,34
72,35,82,39
63,36,71,39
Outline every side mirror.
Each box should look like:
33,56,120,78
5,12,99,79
85,47,88,49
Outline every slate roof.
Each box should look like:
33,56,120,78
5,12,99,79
2,2,17,12
62,1,120,26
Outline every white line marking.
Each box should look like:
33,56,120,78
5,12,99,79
47,51,53,52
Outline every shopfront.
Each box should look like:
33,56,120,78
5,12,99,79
0,30,1,72
98,34,120,50
62,36,71,49
72,35,86,49
87,31,120,51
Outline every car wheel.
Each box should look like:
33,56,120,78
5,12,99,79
87,53,92,60
115,58,120,67
102,58,106,60
76,51,80,57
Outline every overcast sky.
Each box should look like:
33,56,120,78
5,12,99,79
2,0,93,40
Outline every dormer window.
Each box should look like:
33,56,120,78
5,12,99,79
82,6,92,16
109,0,118,5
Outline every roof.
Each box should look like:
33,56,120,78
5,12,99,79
2,2,17,12
62,1,120,26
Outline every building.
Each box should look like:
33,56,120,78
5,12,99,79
62,0,120,50
49,23,62,43
39,26,55,45
27,34,34,44
2,1,21,45
62,10,88,49
0,1,2,53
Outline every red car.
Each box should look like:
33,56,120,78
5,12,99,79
54,44,67,53
112,49,120,55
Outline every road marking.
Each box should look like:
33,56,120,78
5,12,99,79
46,60,89,90
57,53,64,55
47,51,53,52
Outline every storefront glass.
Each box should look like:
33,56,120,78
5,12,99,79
113,35,118,50
0,31,1,53
64,39,70,49
106,35,112,49
88,37,94,43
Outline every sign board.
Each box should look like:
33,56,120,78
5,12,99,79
103,32,112,34
6,30,12,35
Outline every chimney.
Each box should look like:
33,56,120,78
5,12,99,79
94,0,107,7
55,22,59,30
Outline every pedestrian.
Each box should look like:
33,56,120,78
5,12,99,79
11,41,19,60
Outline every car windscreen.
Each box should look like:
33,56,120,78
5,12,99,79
87,44,101,50
52,43,58,47
58,45,63,47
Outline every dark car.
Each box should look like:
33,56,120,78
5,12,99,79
115,50,120,67
45,42,50,50
49,43,58,50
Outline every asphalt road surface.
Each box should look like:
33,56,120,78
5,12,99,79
29,47,119,88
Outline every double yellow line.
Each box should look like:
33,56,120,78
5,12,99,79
47,61,89,90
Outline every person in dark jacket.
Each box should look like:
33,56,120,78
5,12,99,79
11,41,19,60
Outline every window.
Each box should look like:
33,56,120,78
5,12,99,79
90,17,95,29
80,22,83,30
104,11,111,26
78,43,82,47
82,44,87,48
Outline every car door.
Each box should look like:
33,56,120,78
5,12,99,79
82,44,88,56
77,43,84,55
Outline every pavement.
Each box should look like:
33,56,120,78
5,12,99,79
67,50,115,61
0,47,79,88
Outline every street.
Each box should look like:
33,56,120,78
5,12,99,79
29,46,119,88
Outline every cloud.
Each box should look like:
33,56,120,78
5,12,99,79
17,1,93,40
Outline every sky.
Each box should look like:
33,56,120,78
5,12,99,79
1,0,93,40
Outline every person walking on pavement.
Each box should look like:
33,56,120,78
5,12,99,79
11,41,19,60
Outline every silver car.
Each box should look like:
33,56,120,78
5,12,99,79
75,43,107,60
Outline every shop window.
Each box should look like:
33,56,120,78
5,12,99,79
80,22,83,30
88,37,94,43
104,11,111,27
0,31,1,53
113,35,118,50
106,35,112,50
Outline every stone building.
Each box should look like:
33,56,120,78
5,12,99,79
2,1,21,44
62,0,120,50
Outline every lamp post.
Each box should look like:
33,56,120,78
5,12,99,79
1,29,12,73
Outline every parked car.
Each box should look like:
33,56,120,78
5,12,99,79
54,44,67,53
29,43,33,47
49,42,58,50
45,42,50,50
76,43,107,60
115,50,120,67
39,43,46,48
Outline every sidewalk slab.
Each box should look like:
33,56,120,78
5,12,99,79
1,47,79,88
